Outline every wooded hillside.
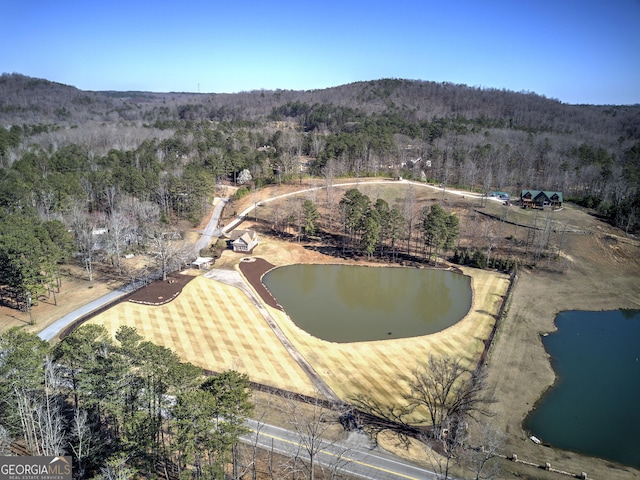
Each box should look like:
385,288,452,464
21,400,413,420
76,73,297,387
0,73,638,306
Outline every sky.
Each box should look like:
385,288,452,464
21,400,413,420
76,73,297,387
1,0,639,105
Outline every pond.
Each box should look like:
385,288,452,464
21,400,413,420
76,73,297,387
524,309,640,469
261,264,472,343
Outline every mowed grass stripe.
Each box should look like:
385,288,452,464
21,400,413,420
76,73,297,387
88,267,509,408
88,276,318,396
263,267,509,407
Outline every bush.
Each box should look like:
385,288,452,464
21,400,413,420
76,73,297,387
452,247,515,272
233,186,250,200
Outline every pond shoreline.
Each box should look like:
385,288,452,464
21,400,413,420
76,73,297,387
524,309,640,469
259,263,473,343
486,260,640,479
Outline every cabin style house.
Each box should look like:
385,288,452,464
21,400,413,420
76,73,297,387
225,229,260,253
520,189,563,209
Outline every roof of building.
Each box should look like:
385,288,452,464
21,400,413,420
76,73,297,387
225,229,258,241
192,256,213,266
234,232,256,245
521,189,563,202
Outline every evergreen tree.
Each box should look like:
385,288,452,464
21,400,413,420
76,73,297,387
302,199,319,237
421,204,460,265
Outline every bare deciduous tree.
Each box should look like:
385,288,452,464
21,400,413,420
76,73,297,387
402,185,419,256
67,202,102,282
146,229,191,281
285,394,349,480
322,160,337,229
0,425,12,456
405,355,493,439
422,413,468,480
69,407,97,480
105,209,131,275
14,358,66,456
462,423,505,480
286,396,330,480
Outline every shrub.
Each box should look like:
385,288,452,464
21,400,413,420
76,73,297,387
233,186,250,200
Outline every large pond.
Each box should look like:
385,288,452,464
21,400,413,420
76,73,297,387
525,309,640,469
261,264,472,343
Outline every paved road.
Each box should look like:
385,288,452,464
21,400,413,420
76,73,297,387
38,196,231,342
37,284,135,341
196,197,229,252
35,180,466,478
38,178,497,342
243,419,444,480
222,179,502,234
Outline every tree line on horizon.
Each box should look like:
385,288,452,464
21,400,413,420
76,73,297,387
0,74,636,230
0,73,638,310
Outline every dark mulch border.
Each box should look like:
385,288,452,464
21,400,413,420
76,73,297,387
127,274,196,306
238,258,282,310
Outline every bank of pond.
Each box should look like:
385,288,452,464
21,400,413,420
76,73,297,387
525,309,640,469
262,265,639,469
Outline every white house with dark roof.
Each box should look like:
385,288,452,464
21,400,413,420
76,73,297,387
225,229,259,252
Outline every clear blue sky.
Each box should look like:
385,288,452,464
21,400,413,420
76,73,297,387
2,0,639,105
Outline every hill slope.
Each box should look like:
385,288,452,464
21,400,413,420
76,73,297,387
2,73,639,139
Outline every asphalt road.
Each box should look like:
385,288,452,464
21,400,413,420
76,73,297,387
223,179,501,234
243,419,444,480
38,180,497,342
38,196,231,342
196,197,228,252
37,285,134,341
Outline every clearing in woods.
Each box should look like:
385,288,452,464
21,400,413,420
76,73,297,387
2,180,639,479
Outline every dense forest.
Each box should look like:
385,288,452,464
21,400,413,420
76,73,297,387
1,73,639,310
0,325,254,479
2,73,638,215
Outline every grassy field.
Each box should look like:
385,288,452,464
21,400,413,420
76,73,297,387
85,256,509,415
217,181,640,479
264,266,508,411
87,274,318,396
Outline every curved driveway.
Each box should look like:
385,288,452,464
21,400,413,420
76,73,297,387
222,178,496,233
205,269,341,403
38,180,493,342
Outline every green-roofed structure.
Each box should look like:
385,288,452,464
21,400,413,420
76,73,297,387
520,189,563,209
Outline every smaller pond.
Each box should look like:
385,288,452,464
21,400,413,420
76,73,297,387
262,264,472,343
525,309,640,469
